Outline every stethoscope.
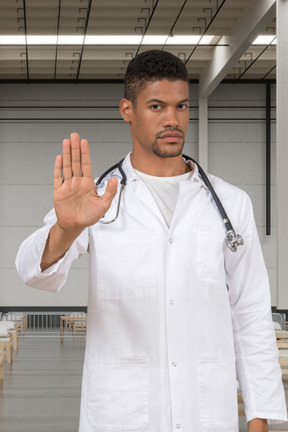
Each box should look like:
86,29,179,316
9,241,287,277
95,155,244,252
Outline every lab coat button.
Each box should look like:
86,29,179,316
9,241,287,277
172,362,177,367
176,425,181,429
169,238,173,243
170,299,174,305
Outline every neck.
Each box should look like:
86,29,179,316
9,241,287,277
130,151,190,177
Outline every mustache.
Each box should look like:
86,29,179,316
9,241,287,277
156,127,184,139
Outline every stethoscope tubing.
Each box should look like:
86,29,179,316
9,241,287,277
182,155,234,232
95,156,243,251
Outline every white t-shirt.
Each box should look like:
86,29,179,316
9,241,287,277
134,168,193,227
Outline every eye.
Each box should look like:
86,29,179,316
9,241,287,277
151,104,162,110
178,104,188,110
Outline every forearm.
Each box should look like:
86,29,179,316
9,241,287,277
248,418,268,432
40,221,84,271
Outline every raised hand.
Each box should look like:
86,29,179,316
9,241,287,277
53,132,118,230
41,133,118,271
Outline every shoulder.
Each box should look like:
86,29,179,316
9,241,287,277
206,173,254,224
208,173,250,202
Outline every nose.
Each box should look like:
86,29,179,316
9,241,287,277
162,107,178,128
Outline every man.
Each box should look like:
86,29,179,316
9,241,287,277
16,50,287,431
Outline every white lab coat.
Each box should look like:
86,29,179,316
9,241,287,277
16,154,287,432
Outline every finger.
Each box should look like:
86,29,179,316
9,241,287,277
70,132,81,177
80,139,93,178
62,139,72,180
54,155,63,189
100,177,118,210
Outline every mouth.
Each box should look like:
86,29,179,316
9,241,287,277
158,131,183,142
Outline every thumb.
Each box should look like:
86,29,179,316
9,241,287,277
100,177,119,209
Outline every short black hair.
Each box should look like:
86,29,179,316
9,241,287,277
124,50,189,105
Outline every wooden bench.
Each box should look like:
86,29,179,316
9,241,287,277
0,321,18,351
237,393,245,417
0,349,3,379
0,337,13,364
8,329,18,351
275,329,288,378
2,313,27,334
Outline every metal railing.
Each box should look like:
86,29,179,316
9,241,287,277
2,311,87,337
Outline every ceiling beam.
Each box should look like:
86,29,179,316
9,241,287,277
135,0,160,56
76,0,93,81
198,0,276,98
54,0,62,80
22,0,29,80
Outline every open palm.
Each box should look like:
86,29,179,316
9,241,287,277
53,133,118,230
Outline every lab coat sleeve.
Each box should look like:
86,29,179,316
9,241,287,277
225,192,287,424
15,208,89,293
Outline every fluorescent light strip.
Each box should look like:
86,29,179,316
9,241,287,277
0,34,218,46
142,35,167,45
28,35,57,44
0,34,277,46
166,35,200,45
85,35,142,45
252,35,277,45
0,35,26,45
58,35,84,45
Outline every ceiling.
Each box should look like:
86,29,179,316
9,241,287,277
0,0,277,82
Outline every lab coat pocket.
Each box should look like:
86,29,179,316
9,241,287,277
88,357,149,431
196,229,225,288
197,357,238,430
94,231,157,300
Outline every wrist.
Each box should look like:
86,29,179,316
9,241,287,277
54,220,84,241
248,418,268,432
40,222,84,271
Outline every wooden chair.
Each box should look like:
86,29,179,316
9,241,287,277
63,313,87,335
72,316,87,335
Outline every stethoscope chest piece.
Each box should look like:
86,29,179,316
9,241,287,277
225,230,244,252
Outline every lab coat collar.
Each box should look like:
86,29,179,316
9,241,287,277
121,153,209,190
184,159,209,190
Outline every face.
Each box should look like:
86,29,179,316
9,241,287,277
120,79,190,160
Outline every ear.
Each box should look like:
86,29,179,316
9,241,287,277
119,98,134,123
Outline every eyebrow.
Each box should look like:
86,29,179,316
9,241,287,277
146,98,189,105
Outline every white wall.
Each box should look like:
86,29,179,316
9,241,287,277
208,84,276,304
0,82,277,307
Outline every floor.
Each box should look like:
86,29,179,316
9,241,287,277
0,333,288,432
0,333,85,432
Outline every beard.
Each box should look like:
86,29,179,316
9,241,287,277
151,127,185,158
151,140,185,158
